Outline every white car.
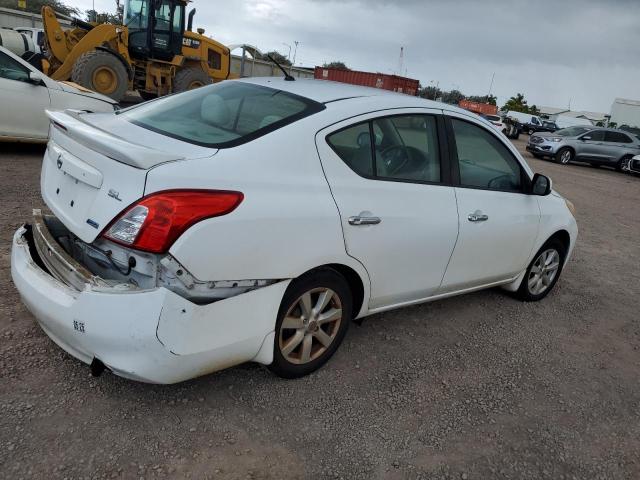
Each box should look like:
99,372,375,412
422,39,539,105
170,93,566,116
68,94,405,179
0,46,117,143
482,113,506,134
11,78,578,383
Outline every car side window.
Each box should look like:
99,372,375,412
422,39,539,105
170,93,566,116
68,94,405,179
326,122,374,176
327,114,441,183
583,130,605,141
372,115,440,182
451,118,522,192
0,51,30,83
605,131,633,143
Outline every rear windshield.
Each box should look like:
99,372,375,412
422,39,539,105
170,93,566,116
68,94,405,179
121,82,325,147
485,115,500,121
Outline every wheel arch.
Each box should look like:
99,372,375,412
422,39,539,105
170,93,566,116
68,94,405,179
546,229,571,256
297,263,367,320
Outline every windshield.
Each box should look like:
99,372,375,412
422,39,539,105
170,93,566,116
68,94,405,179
555,126,593,137
122,82,325,147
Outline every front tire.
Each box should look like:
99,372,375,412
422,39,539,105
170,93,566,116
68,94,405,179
71,50,128,101
173,67,211,93
555,147,573,165
515,239,566,301
268,269,352,379
617,156,632,172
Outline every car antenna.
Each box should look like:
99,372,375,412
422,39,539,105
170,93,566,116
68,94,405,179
267,55,295,81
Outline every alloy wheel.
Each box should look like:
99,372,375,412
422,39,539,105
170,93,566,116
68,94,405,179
560,150,572,164
527,249,561,295
278,288,343,365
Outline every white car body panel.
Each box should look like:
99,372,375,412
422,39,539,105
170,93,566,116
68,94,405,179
11,225,290,383
315,108,460,309
11,77,578,383
0,46,115,142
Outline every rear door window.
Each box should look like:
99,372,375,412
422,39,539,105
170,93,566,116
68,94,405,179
122,82,325,147
327,114,441,183
605,131,633,143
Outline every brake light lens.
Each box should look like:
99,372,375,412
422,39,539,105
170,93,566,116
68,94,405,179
103,190,243,253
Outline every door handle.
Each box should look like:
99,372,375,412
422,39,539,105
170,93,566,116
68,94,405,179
468,211,489,222
348,215,381,226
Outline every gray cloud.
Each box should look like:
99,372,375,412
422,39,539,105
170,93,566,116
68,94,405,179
76,0,639,112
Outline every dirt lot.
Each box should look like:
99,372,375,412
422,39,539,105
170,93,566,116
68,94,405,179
1,137,639,480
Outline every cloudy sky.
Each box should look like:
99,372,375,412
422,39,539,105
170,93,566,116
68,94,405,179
76,0,639,113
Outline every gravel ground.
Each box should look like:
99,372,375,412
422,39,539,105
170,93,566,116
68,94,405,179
0,137,639,480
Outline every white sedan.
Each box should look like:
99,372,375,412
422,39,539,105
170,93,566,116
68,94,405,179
11,78,578,383
0,46,117,143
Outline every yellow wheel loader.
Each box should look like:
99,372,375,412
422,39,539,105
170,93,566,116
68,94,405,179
41,0,231,102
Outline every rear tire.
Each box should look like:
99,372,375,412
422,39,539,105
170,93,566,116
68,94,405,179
173,67,211,93
555,147,573,165
71,50,128,102
515,239,566,302
268,268,352,379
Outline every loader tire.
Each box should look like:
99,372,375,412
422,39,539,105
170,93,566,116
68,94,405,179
71,50,128,102
173,67,211,93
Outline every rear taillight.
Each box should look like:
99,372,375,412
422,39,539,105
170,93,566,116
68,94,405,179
102,190,243,253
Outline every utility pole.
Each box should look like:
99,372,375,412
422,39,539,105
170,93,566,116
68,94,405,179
292,41,299,66
282,43,292,62
487,72,495,102
397,46,404,76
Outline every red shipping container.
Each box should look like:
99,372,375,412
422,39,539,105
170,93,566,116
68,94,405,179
458,99,498,116
314,67,419,96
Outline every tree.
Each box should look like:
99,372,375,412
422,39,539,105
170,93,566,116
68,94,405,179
529,104,540,115
502,93,530,113
467,94,497,106
0,0,79,16
323,61,349,70
419,85,441,100
86,9,121,24
261,50,291,66
441,89,465,105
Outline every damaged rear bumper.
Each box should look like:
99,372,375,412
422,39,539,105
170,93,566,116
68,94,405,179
11,216,290,383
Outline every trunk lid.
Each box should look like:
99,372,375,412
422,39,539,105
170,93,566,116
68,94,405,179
42,110,216,243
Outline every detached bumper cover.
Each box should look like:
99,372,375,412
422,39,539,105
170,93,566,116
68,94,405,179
11,222,289,383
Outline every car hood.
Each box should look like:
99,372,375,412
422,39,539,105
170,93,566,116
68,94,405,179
58,81,117,105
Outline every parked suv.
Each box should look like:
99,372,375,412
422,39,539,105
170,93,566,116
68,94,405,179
527,126,640,170
529,120,558,135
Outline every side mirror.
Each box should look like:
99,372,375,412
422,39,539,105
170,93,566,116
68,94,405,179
28,71,44,85
531,173,552,196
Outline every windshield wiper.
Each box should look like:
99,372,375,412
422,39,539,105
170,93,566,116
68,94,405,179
267,55,295,81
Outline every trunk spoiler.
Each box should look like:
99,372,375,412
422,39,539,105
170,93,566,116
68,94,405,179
46,110,185,170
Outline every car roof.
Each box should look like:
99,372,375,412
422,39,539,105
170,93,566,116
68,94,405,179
235,76,463,110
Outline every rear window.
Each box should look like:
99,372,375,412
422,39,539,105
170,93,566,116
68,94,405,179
121,82,325,147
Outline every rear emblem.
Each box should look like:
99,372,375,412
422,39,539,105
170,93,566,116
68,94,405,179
108,189,122,202
56,154,63,169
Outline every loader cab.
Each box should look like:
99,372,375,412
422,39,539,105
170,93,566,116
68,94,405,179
124,0,185,61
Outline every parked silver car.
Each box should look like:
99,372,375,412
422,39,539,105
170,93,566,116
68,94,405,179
527,126,640,170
